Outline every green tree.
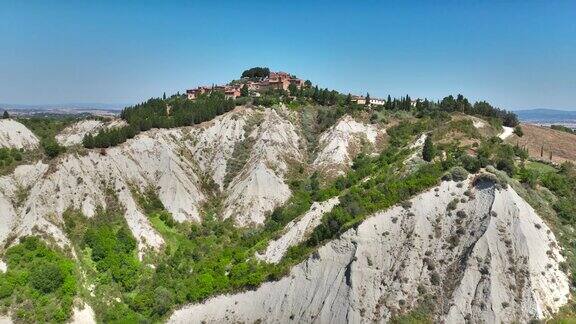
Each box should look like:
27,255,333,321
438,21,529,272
2,110,9,119
42,138,65,158
513,125,523,137
288,83,298,96
241,67,270,79
365,93,370,106
345,93,352,105
422,135,435,162
163,92,166,100
240,84,249,97
82,134,95,149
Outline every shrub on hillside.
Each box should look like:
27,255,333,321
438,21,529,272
449,166,469,181
459,154,481,173
30,262,64,293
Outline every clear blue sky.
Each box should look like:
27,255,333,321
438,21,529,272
1,0,575,110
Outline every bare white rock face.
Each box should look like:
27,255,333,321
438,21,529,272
70,303,96,324
313,115,385,177
0,314,11,324
257,197,340,263
222,108,303,226
0,128,210,254
0,119,39,149
169,178,569,323
499,126,514,140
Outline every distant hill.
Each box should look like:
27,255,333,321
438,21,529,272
0,103,127,110
515,108,576,123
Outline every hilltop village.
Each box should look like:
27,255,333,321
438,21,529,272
185,67,410,107
186,69,305,100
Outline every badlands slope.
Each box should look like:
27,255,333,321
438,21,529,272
170,178,569,323
0,111,571,323
0,119,39,149
0,108,384,253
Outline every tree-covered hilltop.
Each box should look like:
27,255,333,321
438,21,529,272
83,76,519,149
83,92,235,149
240,67,270,79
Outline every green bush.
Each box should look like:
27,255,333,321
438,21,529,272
459,154,481,173
448,166,469,181
30,262,65,293
496,158,515,176
41,138,66,158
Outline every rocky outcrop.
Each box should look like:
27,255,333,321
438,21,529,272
169,178,569,323
0,119,39,149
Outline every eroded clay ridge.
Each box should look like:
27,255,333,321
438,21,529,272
169,178,569,323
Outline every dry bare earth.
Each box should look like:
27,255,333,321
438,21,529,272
506,123,576,163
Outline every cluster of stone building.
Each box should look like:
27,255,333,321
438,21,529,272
186,71,305,100
351,95,419,107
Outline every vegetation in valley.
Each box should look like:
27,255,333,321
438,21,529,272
0,147,35,176
0,237,77,323
18,116,75,158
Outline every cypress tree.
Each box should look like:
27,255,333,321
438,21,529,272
422,135,435,162
2,110,9,119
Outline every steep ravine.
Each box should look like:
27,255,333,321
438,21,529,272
169,178,569,323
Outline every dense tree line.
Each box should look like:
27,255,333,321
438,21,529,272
413,94,519,127
84,92,235,148
551,124,576,134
